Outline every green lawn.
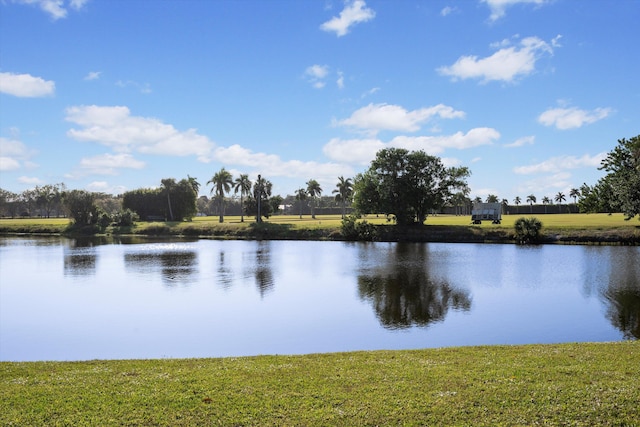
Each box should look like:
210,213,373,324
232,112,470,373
190,212,637,229
1,342,638,426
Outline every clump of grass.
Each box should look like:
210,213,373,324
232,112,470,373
1,342,638,426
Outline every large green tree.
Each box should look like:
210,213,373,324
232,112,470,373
208,168,233,223
598,135,640,220
353,148,470,226
63,189,98,225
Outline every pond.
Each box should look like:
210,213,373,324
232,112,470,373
1,236,638,361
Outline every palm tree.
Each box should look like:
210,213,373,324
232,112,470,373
542,196,551,214
555,191,566,213
485,194,499,203
526,194,536,213
253,174,272,223
294,188,307,219
570,188,580,212
332,176,353,219
160,178,176,221
208,168,233,223
233,174,252,222
306,179,322,219
187,175,200,196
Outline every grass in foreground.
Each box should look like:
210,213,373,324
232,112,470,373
1,342,638,426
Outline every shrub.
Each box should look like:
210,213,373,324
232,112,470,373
341,215,377,241
514,217,543,244
114,209,139,226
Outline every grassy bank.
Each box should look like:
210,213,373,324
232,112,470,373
1,342,638,426
1,213,638,244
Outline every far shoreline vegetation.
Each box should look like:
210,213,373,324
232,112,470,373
0,212,639,245
1,135,638,244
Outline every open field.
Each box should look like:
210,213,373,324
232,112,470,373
1,341,638,426
1,213,638,244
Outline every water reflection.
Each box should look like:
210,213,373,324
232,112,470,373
63,239,98,277
358,243,472,329
246,241,274,297
124,245,198,286
600,250,640,339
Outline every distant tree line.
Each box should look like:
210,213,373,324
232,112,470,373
1,134,638,226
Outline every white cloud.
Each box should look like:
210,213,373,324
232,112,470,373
12,0,89,20
320,0,375,37
335,103,466,135
336,71,345,89
0,72,55,97
304,64,329,89
116,80,152,94
79,153,146,175
86,181,128,194
361,87,380,98
0,157,21,171
84,71,101,81
65,105,215,161
441,6,459,16
513,153,606,174
481,0,551,22
213,144,353,181
389,128,500,153
323,128,500,165
504,135,535,147
18,176,44,185
0,137,37,171
323,137,386,165
537,106,613,130
437,35,557,83
516,172,572,197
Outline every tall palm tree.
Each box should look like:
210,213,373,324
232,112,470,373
555,191,566,213
187,175,200,196
306,179,322,219
233,174,252,222
253,174,272,223
542,196,551,213
294,188,307,219
332,176,353,219
526,194,536,213
160,178,176,221
570,188,580,212
208,168,233,223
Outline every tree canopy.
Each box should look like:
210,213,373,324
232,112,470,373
353,148,470,226
598,135,640,220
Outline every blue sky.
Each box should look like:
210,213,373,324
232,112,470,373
1,0,638,203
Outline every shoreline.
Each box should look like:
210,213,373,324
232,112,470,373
1,223,639,245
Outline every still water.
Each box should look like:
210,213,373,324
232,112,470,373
1,236,638,361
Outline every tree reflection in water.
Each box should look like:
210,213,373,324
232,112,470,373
600,253,640,339
124,250,198,287
63,239,98,277
358,243,471,329
252,241,274,298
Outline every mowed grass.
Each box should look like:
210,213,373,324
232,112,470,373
1,342,638,426
1,213,637,235
189,212,637,228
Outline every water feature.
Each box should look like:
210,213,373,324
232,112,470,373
1,236,638,361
